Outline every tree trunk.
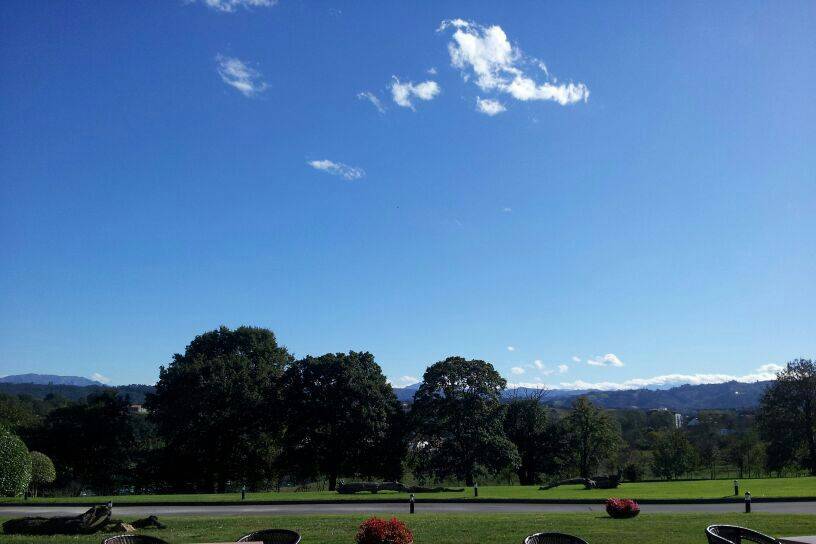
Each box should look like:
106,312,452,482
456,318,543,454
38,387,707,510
328,473,337,491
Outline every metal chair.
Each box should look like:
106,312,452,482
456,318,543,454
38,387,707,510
101,536,169,544
524,532,589,544
706,525,778,544
237,529,302,544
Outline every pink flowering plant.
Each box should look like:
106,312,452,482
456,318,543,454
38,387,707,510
605,498,640,518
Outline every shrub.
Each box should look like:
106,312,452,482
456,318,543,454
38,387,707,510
356,517,413,544
29,451,56,496
0,427,32,497
605,497,640,518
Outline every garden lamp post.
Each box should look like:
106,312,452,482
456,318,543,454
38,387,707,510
744,491,751,513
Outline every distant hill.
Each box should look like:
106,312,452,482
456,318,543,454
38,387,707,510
0,373,101,386
393,380,772,412
0,382,155,404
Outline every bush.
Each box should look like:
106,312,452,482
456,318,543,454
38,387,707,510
605,497,640,519
0,427,32,496
29,451,56,496
356,517,413,544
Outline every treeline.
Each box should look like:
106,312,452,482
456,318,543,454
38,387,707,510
0,326,814,496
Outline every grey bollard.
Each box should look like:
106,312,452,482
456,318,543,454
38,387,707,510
410,493,415,514
744,491,751,513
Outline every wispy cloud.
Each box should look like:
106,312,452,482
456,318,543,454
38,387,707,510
196,0,277,13
215,55,268,97
510,366,525,375
586,353,624,367
438,19,589,110
502,207,512,213
507,345,516,352
307,159,365,180
510,364,785,391
571,356,581,363
476,97,506,116
390,77,440,109
558,364,569,374
357,91,386,113
91,372,110,384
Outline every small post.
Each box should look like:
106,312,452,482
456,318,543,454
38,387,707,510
734,480,739,496
241,485,246,501
474,482,478,497
409,493,415,514
744,491,751,513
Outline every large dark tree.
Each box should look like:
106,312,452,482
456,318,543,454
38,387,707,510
758,359,816,475
410,356,519,486
280,351,403,490
503,393,565,484
146,326,292,492
563,396,620,478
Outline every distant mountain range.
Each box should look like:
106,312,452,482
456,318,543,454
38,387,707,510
392,380,772,412
0,373,102,386
1,374,772,412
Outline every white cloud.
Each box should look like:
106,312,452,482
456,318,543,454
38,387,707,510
427,67,438,75
507,345,516,352
91,372,110,384
390,77,440,109
502,207,512,213
510,364,783,391
476,97,506,116
438,19,589,110
357,91,386,114
196,0,277,12
510,366,526,375
571,356,581,363
307,159,365,180
388,375,419,388
586,353,624,367
533,359,544,370
558,364,569,374
215,55,268,97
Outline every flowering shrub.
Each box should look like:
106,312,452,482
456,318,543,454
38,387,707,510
356,517,413,544
605,498,640,518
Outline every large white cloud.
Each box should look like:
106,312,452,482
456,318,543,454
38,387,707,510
215,55,268,97
307,159,365,180
390,77,440,109
509,364,785,391
438,19,588,109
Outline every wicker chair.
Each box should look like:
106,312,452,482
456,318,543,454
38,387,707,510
705,525,779,544
101,536,169,544
524,532,589,544
237,529,302,544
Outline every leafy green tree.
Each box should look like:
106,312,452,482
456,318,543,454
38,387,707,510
34,392,140,494
0,426,31,497
410,356,519,486
504,393,564,484
147,326,293,492
280,351,403,490
651,429,696,479
563,397,620,478
29,451,56,496
757,359,816,475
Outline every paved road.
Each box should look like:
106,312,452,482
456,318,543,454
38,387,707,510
1,502,815,517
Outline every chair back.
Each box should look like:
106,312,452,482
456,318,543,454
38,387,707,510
237,529,302,544
101,536,169,544
524,532,589,544
706,525,779,544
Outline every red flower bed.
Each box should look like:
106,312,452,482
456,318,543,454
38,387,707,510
356,517,413,544
605,498,640,518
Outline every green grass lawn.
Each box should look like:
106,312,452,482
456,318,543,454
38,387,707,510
7,477,815,504
1,512,815,544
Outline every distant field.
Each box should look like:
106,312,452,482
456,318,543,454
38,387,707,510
1,512,815,544
5,477,815,504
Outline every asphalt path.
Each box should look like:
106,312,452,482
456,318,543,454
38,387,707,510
1,502,815,517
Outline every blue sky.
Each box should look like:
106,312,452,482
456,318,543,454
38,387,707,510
1,0,814,389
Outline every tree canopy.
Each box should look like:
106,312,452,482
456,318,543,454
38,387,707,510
563,396,621,478
147,326,293,492
0,426,31,497
411,356,519,486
